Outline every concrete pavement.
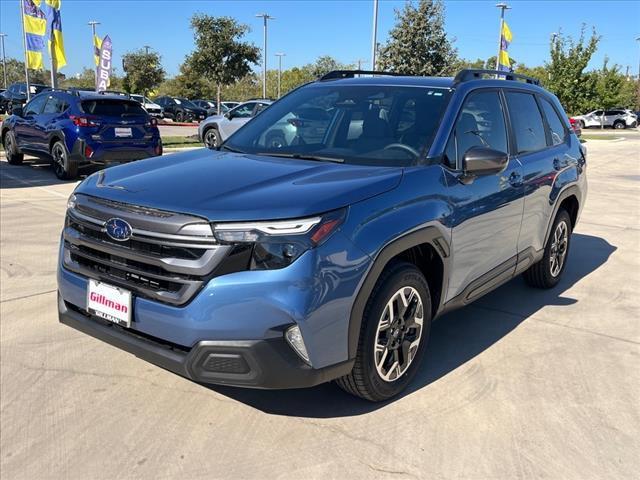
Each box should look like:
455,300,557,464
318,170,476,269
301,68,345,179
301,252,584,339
0,138,638,479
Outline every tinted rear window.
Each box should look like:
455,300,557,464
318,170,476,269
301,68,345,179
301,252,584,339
505,92,547,154
81,100,147,116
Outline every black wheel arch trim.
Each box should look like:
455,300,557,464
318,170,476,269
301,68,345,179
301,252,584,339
543,184,580,246
347,226,450,359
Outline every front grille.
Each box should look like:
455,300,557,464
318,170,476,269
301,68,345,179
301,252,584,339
63,194,232,306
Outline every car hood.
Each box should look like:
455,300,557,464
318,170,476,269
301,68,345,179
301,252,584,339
144,102,161,109
76,149,403,221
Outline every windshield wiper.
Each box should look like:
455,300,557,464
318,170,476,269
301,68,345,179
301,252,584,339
257,152,344,163
220,145,245,153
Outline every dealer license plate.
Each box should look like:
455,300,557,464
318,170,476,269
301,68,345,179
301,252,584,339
87,279,132,327
114,127,133,137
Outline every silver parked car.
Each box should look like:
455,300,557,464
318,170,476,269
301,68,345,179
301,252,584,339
199,100,272,149
572,109,638,129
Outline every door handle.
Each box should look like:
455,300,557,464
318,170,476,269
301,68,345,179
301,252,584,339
553,157,568,170
508,171,522,187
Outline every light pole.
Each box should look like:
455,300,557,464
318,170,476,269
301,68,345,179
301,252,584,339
355,59,368,71
370,0,379,71
548,32,558,80
636,37,640,111
256,13,274,99
144,45,151,55
495,3,511,71
0,33,7,89
275,52,285,98
88,21,100,87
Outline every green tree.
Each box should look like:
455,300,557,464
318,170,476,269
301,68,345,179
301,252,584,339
186,14,260,113
378,0,458,76
155,62,214,99
122,49,165,95
1,57,65,87
594,58,633,111
546,25,600,115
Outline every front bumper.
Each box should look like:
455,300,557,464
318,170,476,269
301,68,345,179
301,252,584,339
59,294,353,388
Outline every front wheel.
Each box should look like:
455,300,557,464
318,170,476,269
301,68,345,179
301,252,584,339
524,209,572,289
3,131,24,165
51,140,78,180
613,121,626,130
203,128,221,149
336,261,432,402
175,111,184,123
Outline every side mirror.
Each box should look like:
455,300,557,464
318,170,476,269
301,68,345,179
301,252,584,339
225,112,233,119
462,146,508,177
12,106,24,117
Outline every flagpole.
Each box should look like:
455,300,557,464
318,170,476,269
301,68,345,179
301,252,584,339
19,0,32,101
88,21,100,89
495,3,510,72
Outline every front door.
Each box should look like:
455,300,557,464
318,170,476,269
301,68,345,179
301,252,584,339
14,94,48,151
443,89,524,301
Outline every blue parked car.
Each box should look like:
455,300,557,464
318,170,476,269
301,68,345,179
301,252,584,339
57,69,586,401
1,90,162,179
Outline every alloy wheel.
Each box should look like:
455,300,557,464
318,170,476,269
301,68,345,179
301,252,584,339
5,134,13,155
52,144,66,177
374,286,424,382
204,130,218,149
549,220,568,277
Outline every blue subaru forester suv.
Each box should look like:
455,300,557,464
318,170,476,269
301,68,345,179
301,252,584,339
57,70,586,401
1,90,162,180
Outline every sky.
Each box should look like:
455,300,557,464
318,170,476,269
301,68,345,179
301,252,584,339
0,0,638,79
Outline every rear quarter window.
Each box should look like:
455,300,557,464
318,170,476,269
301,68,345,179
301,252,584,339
81,100,147,116
539,97,567,146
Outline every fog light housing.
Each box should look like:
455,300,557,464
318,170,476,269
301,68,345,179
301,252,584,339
285,325,310,365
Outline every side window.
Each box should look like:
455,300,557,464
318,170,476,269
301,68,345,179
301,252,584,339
232,103,255,118
24,94,47,115
43,96,67,114
539,97,567,146
156,98,165,106
253,103,269,116
443,90,508,169
593,110,603,116
505,91,547,154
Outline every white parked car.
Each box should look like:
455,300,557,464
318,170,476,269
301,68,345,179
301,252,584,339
573,109,637,129
198,100,272,149
130,94,164,119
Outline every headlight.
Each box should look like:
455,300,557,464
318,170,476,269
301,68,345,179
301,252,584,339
212,209,346,270
67,193,77,210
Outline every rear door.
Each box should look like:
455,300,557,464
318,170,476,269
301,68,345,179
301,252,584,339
33,94,67,152
507,91,572,254
80,99,150,145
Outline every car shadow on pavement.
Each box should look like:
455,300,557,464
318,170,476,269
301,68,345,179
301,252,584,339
0,159,87,188
209,233,616,417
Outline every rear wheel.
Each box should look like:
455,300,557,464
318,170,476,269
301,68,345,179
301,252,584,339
51,140,78,180
175,111,184,123
524,209,572,289
336,261,432,401
3,131,24,165
203,128,221,149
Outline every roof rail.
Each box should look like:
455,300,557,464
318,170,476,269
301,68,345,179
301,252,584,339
453,69,540,86
319,70,410,81
100,90,130,98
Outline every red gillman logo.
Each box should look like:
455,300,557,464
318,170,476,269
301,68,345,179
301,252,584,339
90,292,128,313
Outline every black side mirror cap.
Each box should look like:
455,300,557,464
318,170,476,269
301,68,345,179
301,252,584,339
462,146,509,178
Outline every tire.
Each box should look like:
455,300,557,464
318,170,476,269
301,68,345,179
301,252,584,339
336,261,432,402
265,131,286,149
578,120,585,129
524,209,572,289
613,121,626,130
3,131,24,165
175,111,184,123
51,140,78,180
203,128,222,149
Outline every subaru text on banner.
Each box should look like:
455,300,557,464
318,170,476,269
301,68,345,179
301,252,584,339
57,69,587,401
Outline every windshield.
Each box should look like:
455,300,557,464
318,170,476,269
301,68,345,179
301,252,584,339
178,98,198,109
225,84,451,166
130,95,144,103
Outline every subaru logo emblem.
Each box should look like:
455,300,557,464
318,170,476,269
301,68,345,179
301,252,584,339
105,218,132,242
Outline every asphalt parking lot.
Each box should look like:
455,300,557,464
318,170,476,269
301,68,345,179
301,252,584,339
1,135,638,479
